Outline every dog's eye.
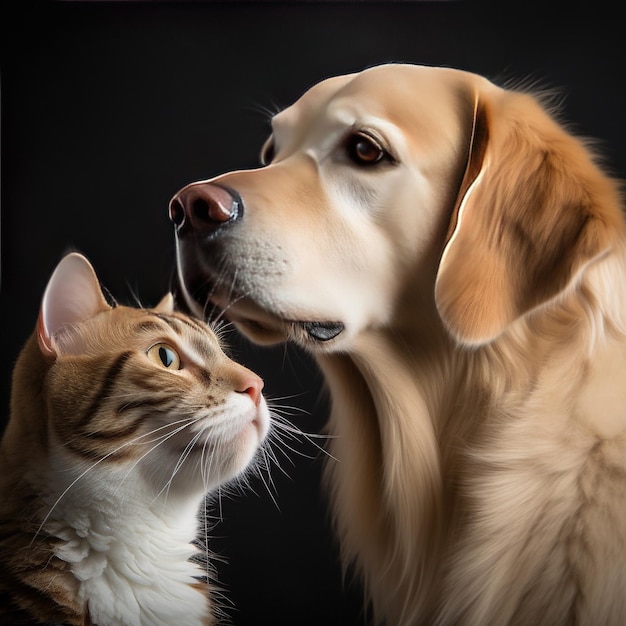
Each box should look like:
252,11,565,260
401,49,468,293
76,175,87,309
345,132,392,166
260,138,276,166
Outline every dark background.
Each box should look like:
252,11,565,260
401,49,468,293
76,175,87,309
1,2,625,624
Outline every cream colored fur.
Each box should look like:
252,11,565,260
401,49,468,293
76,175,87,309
171,64,626,625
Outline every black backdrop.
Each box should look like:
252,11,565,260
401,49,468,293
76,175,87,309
2,2,625,624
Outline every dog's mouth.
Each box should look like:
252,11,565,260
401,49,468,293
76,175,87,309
298,321,345,341
174,269,345,346
230,306,345,345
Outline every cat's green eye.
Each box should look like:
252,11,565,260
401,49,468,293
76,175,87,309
147,343,181,370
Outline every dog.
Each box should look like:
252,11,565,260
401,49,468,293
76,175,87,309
169,63,626,625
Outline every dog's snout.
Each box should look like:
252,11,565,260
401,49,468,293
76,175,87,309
168,183,242,234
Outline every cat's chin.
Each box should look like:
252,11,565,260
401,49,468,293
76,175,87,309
213,402,271,485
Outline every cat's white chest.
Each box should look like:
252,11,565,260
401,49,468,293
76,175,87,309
47,488,210,626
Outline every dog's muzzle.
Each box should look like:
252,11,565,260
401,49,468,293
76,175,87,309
168,181,345,344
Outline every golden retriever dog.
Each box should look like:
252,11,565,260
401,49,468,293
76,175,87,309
168,63,626,625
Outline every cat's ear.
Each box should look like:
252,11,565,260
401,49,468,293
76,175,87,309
154,293,174,314
37,252,112,357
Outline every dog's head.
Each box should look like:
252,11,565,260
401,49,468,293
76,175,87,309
170,63,622,351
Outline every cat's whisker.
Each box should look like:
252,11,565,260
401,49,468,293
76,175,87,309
125,284,144,309
265,393,310,407
250,464,280,510
270,413,338,463
154,427,207,505
264,436,294,474
272,420,335,444
258,448,281,502
265,431,298,472
212,291,252,326
198,497,212,587
114,415,196,451
215,485,225,523
265,398,337,443
208,318,234,344
116,418,201,495
200,432,216,494
203,297,222,325
266,417,305,444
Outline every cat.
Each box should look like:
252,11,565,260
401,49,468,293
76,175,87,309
0,251,270,625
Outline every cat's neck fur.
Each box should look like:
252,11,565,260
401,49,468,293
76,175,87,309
0,335,213,626
44,463,209,626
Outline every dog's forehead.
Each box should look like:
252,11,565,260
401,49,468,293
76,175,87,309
275,64,479,138
273,73,357,130
337,65,477,125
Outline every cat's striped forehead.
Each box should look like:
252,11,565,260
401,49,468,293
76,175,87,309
51,302,226,363
133,309,224,362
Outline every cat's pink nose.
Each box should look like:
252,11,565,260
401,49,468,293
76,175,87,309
237,372,264,406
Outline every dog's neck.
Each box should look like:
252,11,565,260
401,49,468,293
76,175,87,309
316,244,626,624
317,325,453,622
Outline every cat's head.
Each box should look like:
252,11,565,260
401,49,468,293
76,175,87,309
35,252,270,501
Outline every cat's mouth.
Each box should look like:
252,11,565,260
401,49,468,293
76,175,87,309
174,273,345,346
172,410,269,457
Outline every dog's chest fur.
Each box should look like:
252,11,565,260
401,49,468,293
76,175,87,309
446,348,626,625
321,300,626,626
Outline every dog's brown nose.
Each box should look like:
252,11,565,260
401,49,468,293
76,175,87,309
168,183,242,234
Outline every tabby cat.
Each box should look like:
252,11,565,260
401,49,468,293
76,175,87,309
0,252,270,625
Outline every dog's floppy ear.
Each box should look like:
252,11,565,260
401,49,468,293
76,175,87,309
435,86,621,346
